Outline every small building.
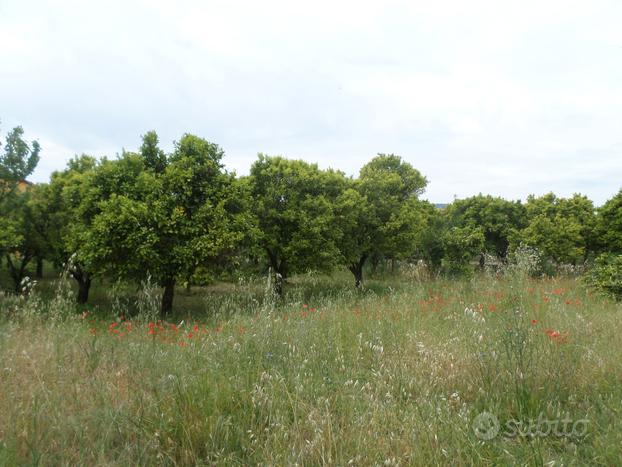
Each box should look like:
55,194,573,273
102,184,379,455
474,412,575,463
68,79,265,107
16,180,32,192
1,179,32,194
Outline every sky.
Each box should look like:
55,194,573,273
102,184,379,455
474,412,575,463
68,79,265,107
1,0,621,204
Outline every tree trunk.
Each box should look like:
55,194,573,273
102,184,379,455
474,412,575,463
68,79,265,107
371,255,379,276
70,265,92,304
6,255,19,294
352,266,363,288
267,249,286,297
77,276,91,304
161,278,175,317
185,273,192,293
349,254,368,289
274,271,284,296
6,252,33,294
36,256,44,279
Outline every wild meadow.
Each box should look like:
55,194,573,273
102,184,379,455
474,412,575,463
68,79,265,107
1,267,621,466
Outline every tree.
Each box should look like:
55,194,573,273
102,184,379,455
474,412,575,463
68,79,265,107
140,130,167,173
2,187,48,293
518,193,595,265
334,182,373,288
412,201,445,272
0,126,40,200
21,182,58,279
81,133,248,315
444,195,526,260
39,155,100,303
595,189,622,254
520,214,583,265
585,253,622,299
335,154,428,287
249,155,344,295
0,125,41,293
440,225,485,277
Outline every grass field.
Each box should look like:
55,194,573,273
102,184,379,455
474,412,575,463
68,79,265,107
1,270,621,465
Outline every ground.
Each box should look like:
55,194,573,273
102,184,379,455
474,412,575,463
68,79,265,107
0,271,621,465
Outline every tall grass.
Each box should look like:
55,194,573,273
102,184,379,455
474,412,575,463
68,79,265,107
0,271,621,465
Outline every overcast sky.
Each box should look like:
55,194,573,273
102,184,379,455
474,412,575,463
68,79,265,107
1,0,621,204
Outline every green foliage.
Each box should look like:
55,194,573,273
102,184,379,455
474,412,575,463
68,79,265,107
586,253,622,299
335,154,428,286
36,155,100,303
445,194,526,258
358,153,427,199
0,125,41,293
596,189,622,254
521,215,583,265
80,133,249,314
517,193,595,265
0,217,21,254
441,225,485,276
2,190,37,292
0,126,40,195
4,122,621,306
334,183,370,265
249,155,344,292
139,130,167,173
415,202,446,272
46,155,99,266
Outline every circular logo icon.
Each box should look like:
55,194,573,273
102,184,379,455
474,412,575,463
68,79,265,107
472,412,500,440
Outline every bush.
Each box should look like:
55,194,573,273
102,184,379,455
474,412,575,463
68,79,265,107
586,254,622,299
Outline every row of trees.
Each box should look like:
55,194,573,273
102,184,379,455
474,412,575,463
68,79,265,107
2,125,621,314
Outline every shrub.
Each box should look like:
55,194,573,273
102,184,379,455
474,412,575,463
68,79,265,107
585,253,622,299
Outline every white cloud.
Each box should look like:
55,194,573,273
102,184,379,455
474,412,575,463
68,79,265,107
1,0,621,204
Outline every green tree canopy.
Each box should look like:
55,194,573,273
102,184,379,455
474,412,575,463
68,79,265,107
0,126,40,190
81,133,249,315
249,154,344,294
595,189,622,254
440,225,485,277
519,193,595,265
336,154,428,287
444,194,526,259
40,155,100,302
0,125,41,293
